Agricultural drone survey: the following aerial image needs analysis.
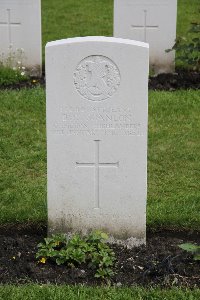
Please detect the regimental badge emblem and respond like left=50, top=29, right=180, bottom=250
left=74, top=55, right=121, bottom=101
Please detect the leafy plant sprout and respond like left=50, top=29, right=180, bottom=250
left=178, top=243, right=200, bottom=261
left=36, top=230, right=116, bottom=279
left=166, top=22, right=200, bottom=71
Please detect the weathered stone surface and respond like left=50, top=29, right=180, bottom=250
left=46, top=37, right=148, bottom=245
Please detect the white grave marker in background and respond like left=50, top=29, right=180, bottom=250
left=46, top=37, right=148, bottom=245
left=0, top=0, right=42, bottom=76
left=114, top=0, right=177, bottom=73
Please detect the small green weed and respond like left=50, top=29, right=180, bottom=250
left=0, top=45, right=29, bottom=86
left=36, top=231, right=115, bottom=279
left=0, top=66, right=28, bottom=86
left=179, top=243, right=200, bottom=261
left=166, top=22, right=200, bottom=71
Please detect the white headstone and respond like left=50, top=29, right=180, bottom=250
left=46, top=37, right=148, bottom=245
left=114, top=0, right=177, bottom=74
left=0, top=0, right=42, bottom=76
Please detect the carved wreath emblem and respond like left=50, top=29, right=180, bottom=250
left=74, top=55, right=121, bottom=101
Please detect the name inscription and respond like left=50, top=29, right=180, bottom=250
left=52, top=106, right=143, bottom=136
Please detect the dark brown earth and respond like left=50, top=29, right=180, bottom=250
left=0, top=223, right=199, bottom=287
left=0, top=69, right=200, bottom=91
left=148, top=70, right=200, bottom=90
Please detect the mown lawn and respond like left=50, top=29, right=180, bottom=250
left=0, top=88, right=199, bottom=229
left=0, top=88, right=46, bottom=223
left=148, top=90, right=200, bottom=229
left=0, top=285, right=200, bottom=300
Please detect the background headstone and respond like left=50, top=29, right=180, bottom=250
left=0, top=0, right=42, bottom=76
left=114, top=0, right=177, bottom=74
left=46, top=37, right=148, bottom=245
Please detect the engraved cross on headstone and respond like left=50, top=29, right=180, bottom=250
left=76, top=140, right=119, bottom=209
left=0, top=9, right=21, bottom=45
left=131, top=10, right=158, bottom=42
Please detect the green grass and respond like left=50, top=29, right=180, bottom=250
left=0, top=88, right=200, bottom=229
left=148, top=90, right=200, bottom=229
left=0, top=88, right=46, bottom=223
left=177, top=0, right=200, bottom=37
left=0, top=285, right=200, bottom=300
left=42, top=0, right=113, bottom=50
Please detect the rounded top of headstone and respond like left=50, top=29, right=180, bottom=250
left=46, top=36, right=149, bottom=49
